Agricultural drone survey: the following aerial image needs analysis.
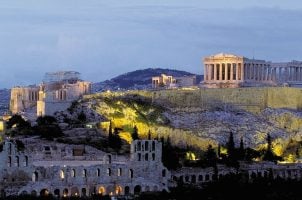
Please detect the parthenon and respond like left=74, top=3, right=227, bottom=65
left=203, top=53, right=302, bottom=88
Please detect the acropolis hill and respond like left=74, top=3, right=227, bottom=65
left=82, top=86, right=302, bottom=158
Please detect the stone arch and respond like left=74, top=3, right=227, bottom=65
left=54, top=189, right=60, bottom=197
left=205, top=174, right=210, bottom=181
left=124, top=186, right=130, bottom=195
left=63, top=188, right=69, bottom=197
left=98, top=186, right=106, bottom=195
left=145, top=186, right=150, bottom=192
left=32, top=171, right=38, bottom=182
left=115, top=185, right=122, bottom=195
left=40, top=189, right=49, bottom=196
left=153, top=186, right=158, bottom=192
left=71, top=186, right=80, bottom=196
left=134, top=185, right=141, bottom=195
left=185, top=175, right=189, bottom=182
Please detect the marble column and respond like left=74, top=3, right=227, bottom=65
left=219, top=63, right=223, bottom=80
left=214, top=64, right=217, bottom=81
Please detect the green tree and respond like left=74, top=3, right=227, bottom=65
left=34, top=116, right=63, bottom=140
left=6, top=114, right=31, bottom=129
left=131, top=125, right=139, bottom=140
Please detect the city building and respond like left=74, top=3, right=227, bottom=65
left=0, top=139, right=169, bottom=197
left=152, top=74, right=196, bottom=88
left=9, top=71, right=91, bottom=117
left=203, top=53, right=302, bottom=88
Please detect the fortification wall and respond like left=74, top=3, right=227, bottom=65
left=148, top=87, right=302, bottom=113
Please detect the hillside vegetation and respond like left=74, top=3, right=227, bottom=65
left=83, top=89, right=302, bottom=162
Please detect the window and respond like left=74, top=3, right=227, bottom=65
left=138, top=153, right=141, bottom=161
left=97, top=169, right=100, bottom=177
left=15, top=156, right=19, bottom=167
left=145, top=141, right=149, bottom=151
left=129, top=169, right=133, bottom=179
left=83, top=169, right=87, bottom=177
left=145, top=153, right=148, bottom=161
left=118, top=168, right=122, bottom=176
left=24, top=156, right=28, bottom=167
left=8, top=156, right=11, bottom=167
left=107, top=168, right=111, bottom=176
left=137, top=142, right=141, bottom=151
left=152, top=141, right=155, bottom=151
left=60, top=170, right=65, bottom=179
left=71, top=169, right=76, bottom=177
left=152, top=153, right=155, bottom=161
left=162, top=169, right=166, bottom=177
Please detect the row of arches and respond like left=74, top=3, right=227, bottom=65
left=32, top=168, right=134, bottom=182
left=21, top=184, right=159, bottom=197
left=7, top=155, right=28, bottom=167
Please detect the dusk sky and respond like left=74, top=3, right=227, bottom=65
left=0, top=0, right=302, bottom=88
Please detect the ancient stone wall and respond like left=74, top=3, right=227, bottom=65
left=98, top=87, right=302, bottom=114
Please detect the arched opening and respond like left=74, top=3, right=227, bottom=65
left=82, top=169, right=87, bottom=177
left=153, top=186, right=158, bottom=192
left=145, top=186, right=150, bottom=192
left=21, top=191, right=28, bottom=196
left=60, top=169, right=65, bottom=179
left=98, top=186, right=106, bottom=195
left=118, top=168, right=122, bottom=176
left=145, top=153, right=148, bottom=161
left=71, top=169, right=76, bottom=177
left=205, top=174, right=210, bottom=181
left=129, top=169, right=133, bottom=178
left=162, top=169, right=166, bottom=177
left=71, top=187, right=79, bottom=197
left=185, top=176, right=189, bottom=182
left=137, top=142, right=141, bottom=151
left=54, top=189, right=60, bottom=197
left=15, top=156, right=19, bottom=167
left=152, top=141, right=155, bottom=151
left=81, top=188, right=87, bottom=197
left=107, top=154, right=112, bottom=164
left=124, top=186, right=130, bottom=195
left=107, top=168, right=111, bottom=176
left=40, top=189, right=49, bottom=197
left=145, top=141, right=149, bottom=151
left=134, top=185, right=141, bottom=195
left=115, top=185, right=122, bottom=195
left=97, top=168, right=100, bottom=177
left=107, top=185, right=115, bottom=196
left=191, top=175, right=196, bottom=183
left=198, top=175, right=203, bottom=182
left=24, top=156, right=28, bottom=167
left=32, top=171, right=38, bottom=182
left=63, top=188, right=68, bottom=197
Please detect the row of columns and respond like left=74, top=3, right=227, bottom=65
left=205, top=63, right=302, bottom=83
left=204, top=63, right=244, bottom=82
left=243, top=63, right=273, bottom=82
left=273, top=66, right=302, bottom=82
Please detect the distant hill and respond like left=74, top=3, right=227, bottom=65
left=0, top=89, right=10, bottom=115
left=93, top=68, right=203, bottom=92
